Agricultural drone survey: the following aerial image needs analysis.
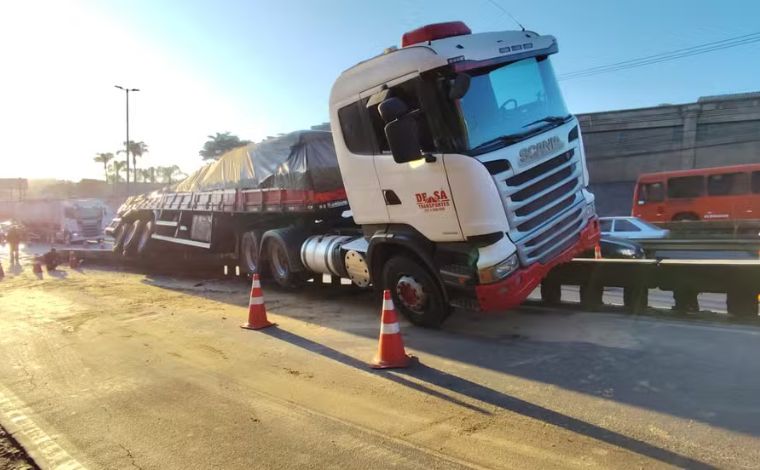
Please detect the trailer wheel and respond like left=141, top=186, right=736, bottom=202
left=382, top=256, right=449, bottom=328
left=122, top=220, right=145, bottom=256
left=266, top=237, right=304, bottom=288
left=135, top=220, right=154, bottom=256
left=112, top=223, right=129, bottom=253
left=239, top=231, right=261, bottom=275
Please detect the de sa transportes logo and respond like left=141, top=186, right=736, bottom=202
left=415, top=190, right=450, bottom=212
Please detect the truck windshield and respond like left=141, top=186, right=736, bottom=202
left=75, top=207, right=104, bottom=219
left=458, top=56, right=569, bottom=153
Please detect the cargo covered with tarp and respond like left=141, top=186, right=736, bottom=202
left=173, top=130, right=343, bottom=193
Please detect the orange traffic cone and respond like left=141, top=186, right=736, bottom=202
left=594, top=244, right=603, bottom=259
left=240, top=273, right=274, bottom=330
left=371, top=290, right=411, bottom=369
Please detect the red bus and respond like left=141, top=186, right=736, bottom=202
left=632, top=163, right=760, bottom=222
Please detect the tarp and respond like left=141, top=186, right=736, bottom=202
left=174, top=130, right=343, bottom=193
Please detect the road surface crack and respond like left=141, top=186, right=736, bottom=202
left=119, top=444, right=144, bottom=470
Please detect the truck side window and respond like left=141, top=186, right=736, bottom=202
left=707, top=172, right=749, bottom=196
left=667, top=176, right=704, bottom=198
left=338, top=99, right=375, bottom=155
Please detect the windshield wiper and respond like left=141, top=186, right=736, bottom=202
left=522, top=115, right=571, bottom=128
left=469, top=134, right=525, bottom=154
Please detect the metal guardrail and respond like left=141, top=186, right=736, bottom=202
left=637, top=238, right=760, bottom=257
left=543, top=258, right=760, bottom=317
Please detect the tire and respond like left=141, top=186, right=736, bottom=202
left=266, top=237, right=305, bottom=288
left=239, top=231, right=261, bottom=275
left=135, top=220, right=154, bottom=256
left=112, top=223, right=129, bottom=253
left=122, top=220, right=145, bottom=256
left=381, top=255, right=449, bottom=328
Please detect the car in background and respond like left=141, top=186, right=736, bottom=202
left=599, top=216, right=670, bottom=240
left=579, top=235, right=646, bottom=259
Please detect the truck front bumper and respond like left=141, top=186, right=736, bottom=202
left=475, top=217, right=600, bottom=312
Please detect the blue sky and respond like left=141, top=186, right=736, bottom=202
left=1, top=0, right=759, bottom=179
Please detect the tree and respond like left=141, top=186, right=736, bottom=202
left=93, top=152, right=114, bottom=182
left=158, top=165, right=185, bottom=184
left=199, top=132, right=250, bottom=161
left=118, top=141, right=148, bottom=182
left=109, top=160, right=127, bottom=183
left=141, top=167, right=157, bottom=184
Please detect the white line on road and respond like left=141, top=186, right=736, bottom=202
left=0, top=383, right=86, bottom=470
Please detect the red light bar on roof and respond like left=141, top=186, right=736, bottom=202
left=401, top=21, right=471, bottom=47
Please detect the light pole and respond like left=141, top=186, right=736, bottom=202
left=114, top=85, right=139, bottom=194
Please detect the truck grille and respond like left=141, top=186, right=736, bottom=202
left=500, top=148, right=585, bottom=265
left=80, top=222, right=101, bottom=237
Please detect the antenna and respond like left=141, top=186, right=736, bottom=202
left=485, top=0, right=526, bottom=31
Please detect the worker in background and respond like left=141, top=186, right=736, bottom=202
left=42, top=248, right=61, bottom=271
left=6, top=224, right=21, bottom=265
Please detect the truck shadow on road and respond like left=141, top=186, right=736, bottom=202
left=145, top=275, right=760, bottom=443
left=262, top=327, right=712, bottom=469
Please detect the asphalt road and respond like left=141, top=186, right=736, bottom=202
left=1, top=254, right=760, bottom=469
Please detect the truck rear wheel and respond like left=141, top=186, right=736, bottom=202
left=239, top=231, right=261, bottom=275
left=381, top=256, right=449, bottom=328
left=135, top=220, right=154, bottom=256
left=266, top=237, right=305, bottom=288
left=122, top=220, right=145, bottom=256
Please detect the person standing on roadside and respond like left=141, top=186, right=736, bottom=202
left=6, top=224, right=21, bottom=265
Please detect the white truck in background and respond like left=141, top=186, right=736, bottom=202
left=0, top=198, right=108, bottom=244
left=107, top=21, right=600, bottom=327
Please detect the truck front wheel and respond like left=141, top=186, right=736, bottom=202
left=381, top=256, right=449, bottom=328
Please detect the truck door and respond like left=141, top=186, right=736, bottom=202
left=361, top=80, right=463, bottom=242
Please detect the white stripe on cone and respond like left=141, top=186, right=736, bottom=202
left=252, top=278, right=261, bottom=288
left=384, top=297, right=395, bottom=310
left=249, top=296, right=264, bottom=305
left=380, top=322, right=400, bottom=335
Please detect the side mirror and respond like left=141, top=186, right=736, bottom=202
left=378, top=97, right=422, bottom=163
left=449, top=73, right=471, bottom=100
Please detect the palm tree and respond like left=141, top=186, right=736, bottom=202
left=93, top=152, right=114, bottom=182
left=158, top=165, right=185, bottom=184
left=110, top=160, right=127, bottom=183
left=118, top=141, right=148, bottom=183
left=138, top=168, right=155, bottom=183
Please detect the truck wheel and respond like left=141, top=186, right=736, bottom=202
left=112, top=223, right=129, bottom=253
left=135, top=220, right=154, bottom=256
left=122, top=220, right=145, bottom=256
left=239, top=231, right=261, bottom=275
left=266, top=237, right=304, bottom=288
left=381, top=256, right=449, bottom=328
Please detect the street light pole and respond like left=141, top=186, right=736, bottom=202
left=114, top=85, right=139, bottom=194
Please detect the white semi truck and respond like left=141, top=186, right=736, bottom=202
left=106, top=21, right=600, bottom=326
left=0, top=198, right=107, bottom=244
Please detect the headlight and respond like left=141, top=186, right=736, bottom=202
left=478, top=254, right=519, bottom=284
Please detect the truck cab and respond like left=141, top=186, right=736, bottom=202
left=329, top=22, right=599, bottom=321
